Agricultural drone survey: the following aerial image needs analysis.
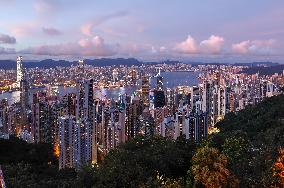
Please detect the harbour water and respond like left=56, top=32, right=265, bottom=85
left=0, top=71, right=200, bottom=105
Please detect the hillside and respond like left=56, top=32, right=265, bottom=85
left=213, top=94, right=284, bottom=187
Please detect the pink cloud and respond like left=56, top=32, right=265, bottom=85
left=174, top=35, right=198, bottom=54
left=174, top=35, right=224, bottom=54
left=232, top=39, right=275, bottom=55
left=21, top=36, right=118, bottom=57
left=231, top=40, right=250, bottom=54
left=200, top=35, right=224, bottom=54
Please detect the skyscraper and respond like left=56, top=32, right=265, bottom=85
left=154, top=70, right=166, bottom=108
left=156, top=69, right=163, bottom=91
left=141, top=75, right=150, bottom=106
left=32, top=92, right=49, bottom=143
left=72, top=79, right=97, bottom=167
left=76, top=79, right=94, bottom=121
left=16, top=56, right=23, bottom=88
left=59, top=115, right=76, bottom=169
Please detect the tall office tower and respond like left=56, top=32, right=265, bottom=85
left=161, top=116, right=175, bottom=138
left=141, top=107, right=155, bottom=139
left=0, top=99, right=9, bottom=133
left=217, top=85, right=227, bottom=118
left=130, top=69, right=137, bottom=85
left=200, top=81, right=214, bottom=126
left=117, top=95, right=126, bottom=143
left=112, top=69, right=119, bottom=83
left=78, top=60, right=85, bottom=78
left=16, top=56, right=23, bottom=88
left=153, top=107, right=166, bottom=135
left=149, top=90, right=155, bottom=110
left=126, top=96, right=143, bottom=139
left=76, top=79, right=94, bottom=121
left=7, top=105, right=16, bottom=135
left=229, top=91, right=236, bottom=112
left=165, top=88, right=175, bottom=114
left=154, top=90, right=166, bottom=108
left=190, top=86, right=200, bottom=113
left=20, top=78, right=29, bottom=109
left=20, top=78, right=29, bottom=125
left=59, top=115, right=76, bottom=169
left=100, top=105, right=110, bottom=151
left=32, top=92, right=50, bottom=143
left=173, top=110, right=185, bottom=140
left=141, top=75, right=150, bottom=106
left=156, top=69, right=163, bottom=90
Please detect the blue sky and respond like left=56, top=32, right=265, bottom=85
left=0, top=0, right=284, bottom=62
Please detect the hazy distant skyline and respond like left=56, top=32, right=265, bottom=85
left=0, top=0, right=284, bottom=62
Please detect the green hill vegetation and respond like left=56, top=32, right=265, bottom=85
left=1, top=95, right=284, bottom=187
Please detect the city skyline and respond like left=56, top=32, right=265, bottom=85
left=0, top=0, right=284, bottom=62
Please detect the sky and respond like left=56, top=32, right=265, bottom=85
left=0, top=0, right=284, bottom=62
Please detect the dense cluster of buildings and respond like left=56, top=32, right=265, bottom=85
left=0, top=56, right=283, bottom=169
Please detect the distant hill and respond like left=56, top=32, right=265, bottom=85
left=234, top=61, right=279, bottom=67
left=241, top=64, right=284, bottom=75
left=0, top=58, right=187, bottom=69
left=83, top=58, right=143, bottom=67
left=0, top=58, right=153, bottom=69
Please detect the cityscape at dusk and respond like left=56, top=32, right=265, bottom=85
left=0, top=1, right=284, bottom=188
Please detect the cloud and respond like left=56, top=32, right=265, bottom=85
left=0, top=33, right=16, bottom=44
left=174, top=35, right=198, bottom=54
left=42, top=27, right=62, bottom=36
left=232, top=39, right=275, bottom=55
left=81, top=11, right=129, bottom=36
left=78, top=36, right=118, bottom=56
left=21, top=36, right=118, bottom=57
left=0, top=46, right=15, bottom=54
left=175, top=35, right=224, bottom=54
left=159, top=46, right=167, bottom=52
left=200, top=35, right=224, bottom=54
left=232, top=40, right=250, bottom=54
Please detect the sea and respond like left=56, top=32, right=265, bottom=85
left=0, top=71, right=200, bottom=106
